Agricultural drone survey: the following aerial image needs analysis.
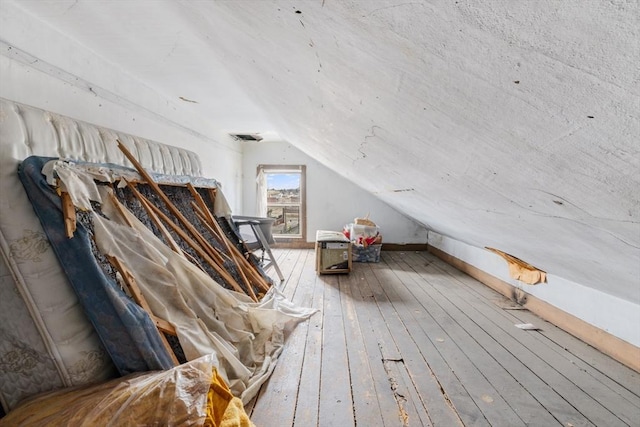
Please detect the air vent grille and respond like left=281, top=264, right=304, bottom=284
left=230, top=133, right=263, bottom=142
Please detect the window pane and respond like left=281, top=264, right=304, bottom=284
left=268, top=205, right=300, bottom=235
left=267, top=176, right=300, bottom=203
left=265, top=171, right=302, bottom=236
left=267, top=206, right=283, bottom=224
left=266, top=173, right=300, bottom=191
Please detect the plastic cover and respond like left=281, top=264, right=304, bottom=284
left=0, top=355, right=253, bottom=426
left=46, top=160, right=316, bottom=404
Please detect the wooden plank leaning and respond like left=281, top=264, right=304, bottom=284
left=60, top=191, right=77, bottom=238
left=106, top=190, right=136, bottom=228
left=122, top=182, right=182, bottom=254
left=131, top=189, right=249, bottom=297
left=205, top=187, right=274, bottom=291
left=108, top=186, right=206, bottom=272
left=190, top=201, right=259, bottom=301
left=188, top=186, right=270, bottom=293
left=117, top=141, right=226, bottom=264
left=106, top=254, right=179, bottom=366
left=115, top=139, right=251, bottom=299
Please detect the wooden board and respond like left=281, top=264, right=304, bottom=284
left=317, top=273, right=355, bottom=425
left=404, top=252, right=636, bottom=426
left=247, top=250, right=309, bottom=423
left=248, top=249, right=640, bottom=427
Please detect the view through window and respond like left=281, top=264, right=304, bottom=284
left=258, top=165, right=305, bottom=239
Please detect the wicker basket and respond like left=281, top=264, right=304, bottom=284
left=352, top=244, right=382, bottom=263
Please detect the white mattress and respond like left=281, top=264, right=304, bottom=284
left=0, top=98, right=203, bottom=411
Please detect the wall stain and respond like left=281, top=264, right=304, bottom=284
left=179, top=96, right=198, bottom=104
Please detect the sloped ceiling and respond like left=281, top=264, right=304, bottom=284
left=4, top=1, right=639, bottom=303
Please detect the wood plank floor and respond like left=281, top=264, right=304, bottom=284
left=249, top=249, right=640, bottom=426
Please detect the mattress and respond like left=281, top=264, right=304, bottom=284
left=22, top=157, right=315, bottom=404
left=0, top=98, right=203, bottom=411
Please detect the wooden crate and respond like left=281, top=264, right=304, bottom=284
left=315, top=230, right=352, bottom=274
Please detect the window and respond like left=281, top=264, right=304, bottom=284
left=257, top=165, right=306, bottom=240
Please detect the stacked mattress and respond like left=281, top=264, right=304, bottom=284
left=0, top=98, right=203, bottom=412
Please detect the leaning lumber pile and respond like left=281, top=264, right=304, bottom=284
left=53, top=141, right=273, bottom=366
left=116, top=140, right=271, bottom=302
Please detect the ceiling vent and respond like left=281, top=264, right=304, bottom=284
left=230, top=133, right=263, bottom=142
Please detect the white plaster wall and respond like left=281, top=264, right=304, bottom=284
left=428, top=232, right=640, bottom=348
left=0, top=1, right=243, bottom=210
left=241, top=140, right=428, bottom=244
left=200, top=1, right=640, bottom=306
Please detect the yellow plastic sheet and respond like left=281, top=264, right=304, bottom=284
left=0, top=355, right=254, bottom=426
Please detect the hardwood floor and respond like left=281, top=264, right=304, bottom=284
left=249, top=249, right=640, bottom=426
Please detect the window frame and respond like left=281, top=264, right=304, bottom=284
left=257, top=164, right=307, bottom=242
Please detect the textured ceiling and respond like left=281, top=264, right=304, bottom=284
left=6, top=0, right=640, bottom=302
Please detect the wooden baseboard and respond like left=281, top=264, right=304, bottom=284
left=381, top=243, right=429, bottom=251
left=272, top=242, right=430, bottom=250
left=428, top=245, right=640, bottom=373
left=271, top=241, right=315, bottom=249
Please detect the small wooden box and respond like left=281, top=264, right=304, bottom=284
left=315, top=230, right=352, bottom=274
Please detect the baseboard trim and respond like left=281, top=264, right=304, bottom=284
left=428, top=245, right=640, bottom=373
left=381, top=243, right=429, bottom=251
left=271, top=241, right=315, bottom=249
left=272, top=242, right=430, bottom=251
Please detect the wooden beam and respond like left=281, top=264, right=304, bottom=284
left=116, top=140, right=225, bottom=267
left=188, top=184, right=270, bottom=293
left=190, top=204, right=233, bottom=263
left=207, top=187, right=217, bottom=213
left=116, top=140, right=255, bottom=297
left=60, top=191, right=76, bottom=238
left=191, top=199, right=270, bottom=293
left=107, top=190, right=135, bottom=228
left=131, top=190, right=248, bottom=297
left=153, top=316, right=177, bottom=336
left=125, top=182, right=182, bottom=255
left=187, top=185, right=263, bottom=290
left=106, top=254, right=179, bottom=366
left=111, top=184, right=206, bottom=272
left=192, top=208, right=259, bottom=300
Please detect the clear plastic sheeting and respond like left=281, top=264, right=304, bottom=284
left=46, top=160, right=316, bottom=404
left=0, top=355, right=250, bottom=427
left=94, top=192, right=316, bottom=403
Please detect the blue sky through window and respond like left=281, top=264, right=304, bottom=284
left=267, top=173, right=300, bottom=190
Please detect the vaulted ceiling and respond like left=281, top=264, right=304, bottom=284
left=3, top=1, right=639, bottom=303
